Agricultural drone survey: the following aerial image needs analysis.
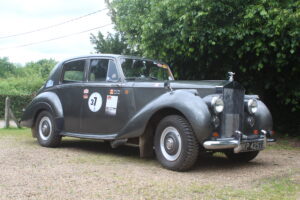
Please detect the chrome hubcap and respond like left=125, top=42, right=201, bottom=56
left=39, top=116, right=52, bottom=140
left=166, top=138, right=174, bottom=150
left=160, top=126, right=182, bottom=161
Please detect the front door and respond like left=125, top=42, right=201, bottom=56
left=80, top=58, right=132, bottom=134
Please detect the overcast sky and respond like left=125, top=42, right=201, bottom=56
left=0, top=0, right=114, bottom=65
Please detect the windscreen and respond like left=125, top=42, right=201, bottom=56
left=120, top=58, right=174, bottom=81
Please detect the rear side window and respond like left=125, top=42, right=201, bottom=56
left=62, top=60, right=85, bottom=83
left=89, top=59, right=118, bottom=82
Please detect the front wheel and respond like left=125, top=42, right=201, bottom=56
left=225, top=151, right=259, bottom=162
left=154, top=115, right=199, bottom=171
left=35, top=111, right=61, bottom=147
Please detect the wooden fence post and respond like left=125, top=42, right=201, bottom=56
left=4, top=97, right=10, bottom=128
left=4, top=96, right=21, bottom=128
left=9, top=107, right=21, bottom=128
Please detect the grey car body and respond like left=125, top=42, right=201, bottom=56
left=21, top=54, right=275, bottom=171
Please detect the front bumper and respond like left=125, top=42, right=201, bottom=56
left=203, top=130, right=276, bottom=153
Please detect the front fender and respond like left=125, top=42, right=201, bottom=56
left=20, top=92, right=63, bottom=129
left=254, top=100, right=273, bottom=131
left=117, top=90, right=212, bottom=143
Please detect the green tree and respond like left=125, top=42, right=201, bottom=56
left=108, top=0, right=300, bottom=134
left=90, top=31, right=139, bottom=55
left=24, top=59, right=57, bottom=79
left=0, top=57, right=16, bottom=78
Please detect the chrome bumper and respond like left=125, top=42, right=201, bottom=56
left=203, top=130, right=275, bottom=153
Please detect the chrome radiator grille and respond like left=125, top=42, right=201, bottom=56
left=220, top=86, right=245, bottom=137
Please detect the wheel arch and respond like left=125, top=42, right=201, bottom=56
left=21, top=91, right=64, bottom=134
left=146, top=107, right=186, bottom=135
left=138, top=107, right=186, bottom=158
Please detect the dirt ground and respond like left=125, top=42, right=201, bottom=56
left=0, top=131, right=300, bottom=200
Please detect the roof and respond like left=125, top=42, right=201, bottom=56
left=60, top=54, right=168, bottom=65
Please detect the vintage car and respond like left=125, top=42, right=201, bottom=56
left=21, top=54, right=275, bottom=171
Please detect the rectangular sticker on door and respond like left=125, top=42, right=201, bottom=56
left=105, top=95, right=118, bottom=116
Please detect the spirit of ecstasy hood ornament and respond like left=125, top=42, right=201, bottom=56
left=228, top=72, right=235, bottom=82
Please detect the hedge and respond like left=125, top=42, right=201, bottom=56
left=0, top=95, right=33, bottom=120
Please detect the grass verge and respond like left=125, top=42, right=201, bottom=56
left=188, top=171, right=300, bottom=200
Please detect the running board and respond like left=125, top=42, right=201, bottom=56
left=60, top=131, right=117, bottom=140
left=110, top=139, right=128, bottom=148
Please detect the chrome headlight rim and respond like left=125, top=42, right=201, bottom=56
left=211, top=96, right=224, bottom=114
left=247, top=99, right=258, bottom=114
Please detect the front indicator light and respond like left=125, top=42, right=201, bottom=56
left=271, top=130, right=275, bottom=136
left=212, top=132, right=219, bottom=138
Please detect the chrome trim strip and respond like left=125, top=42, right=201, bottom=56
left=60, top=131, right=117, bottom=140
left=203, top=140, right=238, bottom=149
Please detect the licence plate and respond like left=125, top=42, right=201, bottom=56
left=240, top=141, right=264, bottom=152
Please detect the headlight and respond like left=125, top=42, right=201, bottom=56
left=247, top=99, right=258, bottom=114
left=211, top=96, right=224, bottom=114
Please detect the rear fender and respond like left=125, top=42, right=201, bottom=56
left=21, top=92, right=64, bottom=131
left=117, top=89, right=212, bottom=143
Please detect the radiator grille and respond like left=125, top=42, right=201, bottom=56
left=220, top=85, right=245, bottom=137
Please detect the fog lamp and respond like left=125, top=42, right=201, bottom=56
left=211, top=115, right=220, bottom=128
left=247, top=116, right=255, bottom=127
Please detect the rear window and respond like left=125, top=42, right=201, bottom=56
left=62, top=60, right=85, bottom=82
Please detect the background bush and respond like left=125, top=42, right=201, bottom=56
left=0, top=58, right=57, bottom=119
left=0, top=95, right=33, bottom=119
left=104, top=0, right=300, bottom=135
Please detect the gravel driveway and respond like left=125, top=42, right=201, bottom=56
left=0, top=130, right=300, bottom=199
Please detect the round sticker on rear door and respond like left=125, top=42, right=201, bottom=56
left=88, top=92, right=102, bottom=112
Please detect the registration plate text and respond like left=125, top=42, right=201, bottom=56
left=240, top=141, right=264, bottom=152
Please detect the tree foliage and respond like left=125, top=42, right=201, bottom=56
left=108, top=0, right=300, bottom=134
left=90, top=31, right=139, bottom=55
left=0, top=57, right=17, bottom=78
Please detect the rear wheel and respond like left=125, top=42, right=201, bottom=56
left=154, top=115, right=199, bottom=171
left=35, top=111, right=61, bottom=147
left=225, top=151, right=259, bottom=162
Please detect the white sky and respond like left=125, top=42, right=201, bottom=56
left=0, top=0, right=114, bottom=65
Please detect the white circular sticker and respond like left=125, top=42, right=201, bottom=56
left=88, top=92, right=102, bottom=112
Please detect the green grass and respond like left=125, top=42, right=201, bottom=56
left=266, top=137, right=300, bottom=151
left=187, top=172, right=300, bottom=200
left=0, top=127, right=31, bottom=137
left=128, top=172, right=300, bottom=200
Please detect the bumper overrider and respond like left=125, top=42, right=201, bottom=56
left=203, top=130, right=276, bottom=153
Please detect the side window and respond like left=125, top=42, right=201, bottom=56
left=89, top=59, right=119, bottom=82
left=107, top=60, right=118, bottom=81
left=62, top=60, right=85, bottom=83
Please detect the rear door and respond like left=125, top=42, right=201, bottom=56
left=57, top=59, right=87, bottom=132
left=80, top=57, right=132, bottom=134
